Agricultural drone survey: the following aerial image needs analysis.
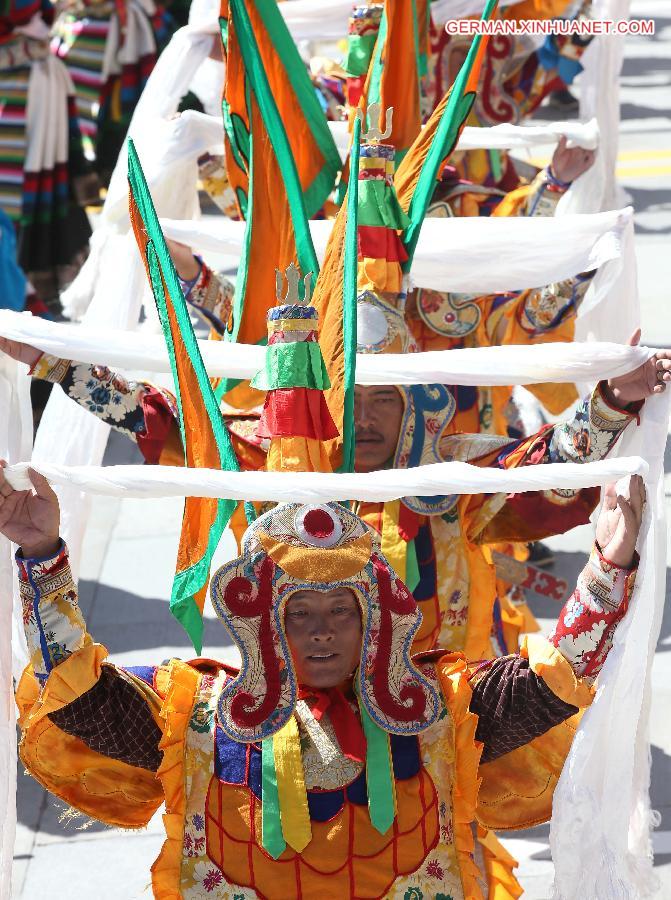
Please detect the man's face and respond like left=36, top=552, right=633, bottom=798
left=354, top=385, right=404, bottom=473
left=284, top=587, right=362, bottom=689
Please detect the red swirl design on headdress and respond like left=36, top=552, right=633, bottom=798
left=480, top=36, right=515, bottom=124
left=371, top=555, right=427, bottom=723
left=224, top=556, right=282, bottom=728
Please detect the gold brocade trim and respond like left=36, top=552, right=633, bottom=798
left=151, top=660, right=202, bottom=899
left=436, top=653, right=521, bottom=900
left=457, top=512, right=499, bottom=662
left=267, top=319, right=318, bottom=333
left=520, top=633, right=594, bottom=708
left=295, top=699, right=364, bottom=789
left=258, top=527, right=372, bottom=582
left=31, top=353, right=71, bottom=384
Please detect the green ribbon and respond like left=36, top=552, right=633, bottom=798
left=405, top=538, right=420, bottom=594
left=219, top=0, right=323, bottom=397
left=339, top=114, right=361, bottom=475
left=358, top=180, right=411, bottom=230
left=250, top=342, right=331, bottom=391
left=344, top=33, right=378, bottom=76
left=489, top=147, right=503, bottom=183
left=252, top=0, right=341, bottom=216
left=358, top=697, right=396, bottom=835
left=261, top=737, right=286, bottom=859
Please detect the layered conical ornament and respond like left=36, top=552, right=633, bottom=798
left=355, top=103, right=414, bottom=356
left=251, top=263, right=338, bottom=473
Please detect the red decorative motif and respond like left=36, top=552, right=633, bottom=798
left=371, top=556, right=427, bottom=723
left=426, top=859, right=445, bottom=880
left=480, top=36, right=515, bottom=124
left=549, top=554, right=633, bottom=681
left=303, top=507, right=335, bottom=540
left=224, top=556, right=282, bottom=728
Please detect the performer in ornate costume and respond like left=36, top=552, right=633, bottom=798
left=428, top=0, right=595, bottom=189
left=413, top=135, right=598, bottom=431
left=0, top=450, right=646, bottom=898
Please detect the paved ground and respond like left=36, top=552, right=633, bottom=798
left=11, top=3, right=671, bottom=897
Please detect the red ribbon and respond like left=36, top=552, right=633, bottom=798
left=298, top=685, right=367, bottom=763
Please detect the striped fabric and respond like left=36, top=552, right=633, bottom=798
left=51, top=14, right=110, bottom=159
left=0, top=66, right=28, bottom=221
left=51, top=3, right=158, bottom=174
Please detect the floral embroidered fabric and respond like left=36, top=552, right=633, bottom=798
left=550, top=545, right=636, bottom=681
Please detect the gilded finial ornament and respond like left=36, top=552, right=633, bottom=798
left=356, top=103, right=394, bottom=142
left=275, top=262, right=313, bottom=305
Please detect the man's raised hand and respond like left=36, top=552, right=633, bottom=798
left=0, top=461, right=60, bottom=558
left=595, top=475, right=646, bottom=569
left=604, top=329, right=671, bottom=408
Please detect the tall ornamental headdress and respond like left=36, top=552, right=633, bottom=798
left=211, top=498, right=441, bottom=858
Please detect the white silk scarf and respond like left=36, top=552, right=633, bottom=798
left=160, top=206, right=631, bottom=294
left=0, top=313, right=652, bottom=385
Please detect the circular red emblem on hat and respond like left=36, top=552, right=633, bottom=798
left=294, top=504, right=343, bottom=548
left=303, top=507, right=335, bottom=540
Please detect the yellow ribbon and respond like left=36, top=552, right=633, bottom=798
left=273, top=714, right=312, bottom=853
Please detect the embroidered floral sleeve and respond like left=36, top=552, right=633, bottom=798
left=29, top=264, right=233, bottom=455
left=178, top=260, right=234, bottom=337
left=543, top=382, right=640, bottom=466
left=518, top=166, right=572, bottom=218
left=17, top=541, right=88, bottom=682
left=30, top=350, right=266, bottom=471
left=514, top=270, right=595, bottom=336
left=30, top=354, right=177, bottom=464
left=471, top=384, right=640, bottom=543
left=550, top=544, right=636, bottom=682
left=494, top=382, right=639, bottom=473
